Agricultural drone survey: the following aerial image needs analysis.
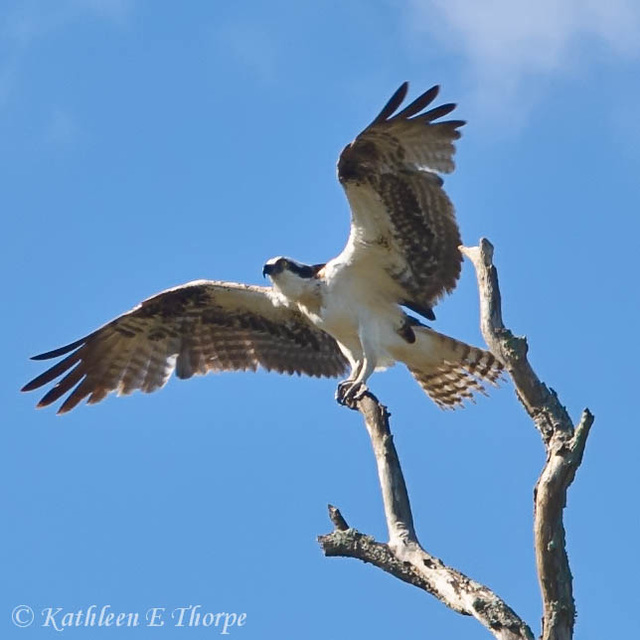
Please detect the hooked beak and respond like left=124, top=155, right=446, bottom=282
left=262, top=263, right=273, bottom=278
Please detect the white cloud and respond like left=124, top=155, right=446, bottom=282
left=406, top=0, right=640, bottom=115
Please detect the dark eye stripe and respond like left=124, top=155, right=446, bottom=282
left=285, top=261, right=326, bottom=279
left=288, top=263, right=314, bottom=278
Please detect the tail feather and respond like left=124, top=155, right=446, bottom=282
left=394, top=326, right=503, bottom=409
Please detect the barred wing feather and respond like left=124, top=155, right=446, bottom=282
left=22, top=281, right=348, bottom=414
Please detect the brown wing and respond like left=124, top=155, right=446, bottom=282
left=22, top=280, right=348, bottom=414
left=337, top=83, right=465, bottom=320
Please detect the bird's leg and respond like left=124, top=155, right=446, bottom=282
left=337, top=382, right=366, bottom=409
left=335, top=358, right=364, bottom=407
left=336, top=381, right=367, bottom=405
left=336, top=375, right=359, bottom=407
left=336, top=380, right=364, bottom=409
left=335, top=380, right=351, bottom=404
left=342, top=366, right=371, bottom=407
left=335, top=346, right=375, bottom=409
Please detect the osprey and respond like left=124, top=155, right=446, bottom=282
left=23, top=83, right=502, bottom=414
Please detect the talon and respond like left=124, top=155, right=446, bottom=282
left=351, top=383, right=367, bottom=402
left=335, top=380, right=350, bottom=405
left=336, top=381, right=367, bottom=409
left=335, top=380, right=352, bottom=405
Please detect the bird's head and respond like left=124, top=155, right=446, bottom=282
left=263, top=257, right=325, bottom=301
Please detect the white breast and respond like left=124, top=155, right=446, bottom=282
left=314, top=258, right=405, bottom=370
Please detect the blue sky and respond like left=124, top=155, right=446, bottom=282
left=3, top=1, right=640, bottom=638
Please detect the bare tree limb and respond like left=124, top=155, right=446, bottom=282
left=327, top=504, right=350, bottom=532
left=319, top=238, right=592, bottom=640
left=459, top=240, right=575, bottom=441
left=461, top=238, right=594, bottom=640
left=319, top=392, right=535, bottom=640
left=355, top=396, right=416, bottom=546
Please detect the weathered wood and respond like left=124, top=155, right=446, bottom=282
left=319, top=389, right=534, bottom=640
left=319, top=239, right=593, bottom=640
left=461, top=239, right=594, bottom=640
left=327, top=504, right=350, bottom=532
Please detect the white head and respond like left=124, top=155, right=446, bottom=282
left=262, top=257, right=324, bottom=302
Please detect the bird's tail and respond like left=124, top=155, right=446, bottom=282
left=390, top=326, right=503, bottom=409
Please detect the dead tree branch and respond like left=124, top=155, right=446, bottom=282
left=461, top=239, right=594, bottom=640
left=318, top=238, right=593, bottom=640
left=319, top=391, right=535, bottom=640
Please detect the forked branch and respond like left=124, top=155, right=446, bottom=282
left=319, top=391, right=534, bottom=640
left=461, top=239, right=593, bottom=640
left=319, top=239, right=593, bottom=640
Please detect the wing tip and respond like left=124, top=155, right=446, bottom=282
left=30, top=336, right=86, bottom=361
left=370, top=81, right=410, bottom=126
left=368, top=82, right=465, bottom=130
left=32, top=401, right=64, bottom=415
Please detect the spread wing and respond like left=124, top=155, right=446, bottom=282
left=22, top=280, right=348, bottom=414
left=336, top=83, right=465, bottom=320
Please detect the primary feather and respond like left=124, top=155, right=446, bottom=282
left=22, top=281, right=347, bottom=414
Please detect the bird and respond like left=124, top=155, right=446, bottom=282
left=22, top=82, right=502, bottom=415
